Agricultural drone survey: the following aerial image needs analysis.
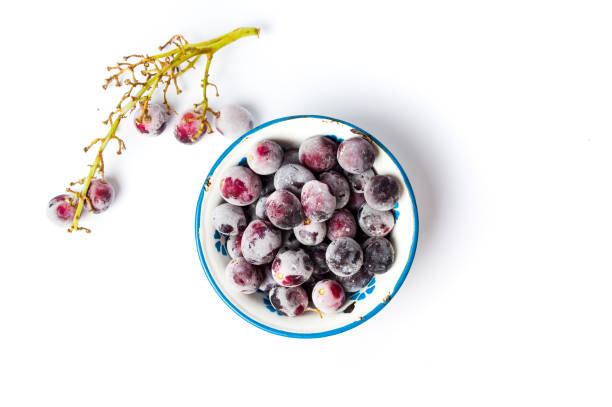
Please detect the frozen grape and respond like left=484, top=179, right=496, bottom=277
left=312, top=279, right=345, bottom=314
left=319, top=170, right=350, bottom=209
left=335, top=267, right=373, bottom=292
left=293, top=219, right=326, bottom=246
left=247, top=140, right=284, bottom=175
left=219, top=166, right=261, bottom=206
left=269, top=286, right=308, bottom=317
left=298, top=136, right=338, bottom=172
left=273, top=164, right=315, bottom=196
left=364, top=175, right=400, bottom=211
left=214, top=104, right=254, bottom=139
left=226, top=232, right=243, bottom=259
left=47, top=194, right=77, bottom=225
left=306, top=242, right=330, bottom=276
left=281, top=229, right=301, bottom=250
left=265, top=190, right=304, bottom=230
left=348, top=169, right=375, bottom=193
left=301, top=180, right=336, bottom=222
left=358, top=204, right=395, bottom=237
left=225, top=257, right=262, bottom=294
left=133, top=103, right=169, bottom=135
left=240, top=220, right=282, bottom=265
left=212, top=203, right=246, bottom=235
left=281, top=148, right=300, bottom=165
left=254, top=195, right=269, bottom=220
left=87, top=179, right=115, bottom=213
left=260, top=175, right=276, bottom=196
left=325, top=237, right=363, bottom=277
left=326, top=209, right=357, bottom=241
left=337, top=137, right=375, bottom=174
left=258, top=264, right=278, bottom=292
left=175, top=110, right=205, bottom=144
left=271, top=248, right=314, bottom=287
left=346, top=191, right=366, bottom=213
left=362, top=237, right=395, bottom=274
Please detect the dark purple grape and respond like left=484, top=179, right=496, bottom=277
left=281, top=229, right=301, bottom=250
left=271, top=248, right=314, bottom=287
left=260, top=175, right=276, bottom=196
left=47, top=194, right=77, bottom=225
left=269, top=286, right=308, bottom=317
left=240, top=220, right=282, bottom=265
left=281, top=148, right=300, bottom=165
left=87, top=179, right=115, bottom=213
left=358, top=204, right=395, bottom=237
left=327, top=209, right=357, bottom=240
left=337, top=137, right=375, bottom=174
left=325, top=237, right=363, bottom=277
left=265, top=190, right=304, bottom=230
left=212, top=203, right=247, bottom=235
left=293, top=219, right=326, bottom=246
left=306, top=242, right=330, bottom=276
left=273, top=164, right=315, bottom=196
left=254, top=195, right=268, bottom=220
left=312, top=279, right=345, bottom=314
left=298, top=136, right=338, bottom=172
left=226, top=232, right=243, bottom=259
left=319, top=170, right=350, bottom=209
left=364, top=175, right=400, bottom=211
left=348, top=169, right=375, bottom=193
left=258, top=264, right=278, bottom=292
left=335, top=267, right=373, bottom=292
left=219, top=166, right=262, bottom=206
left=247, top=139, right=284, bottom=175
left=225, top=257, right=263, bottom=294
left=346, top=191, right=366, bottom=213
left=300, top=180, right=336, bottom=222
left=362, top=237, right=395, bottom=274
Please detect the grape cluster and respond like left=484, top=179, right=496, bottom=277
left=213, top=136, right=399, bottom=317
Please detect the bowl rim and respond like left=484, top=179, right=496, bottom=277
left=194, top=115, right=419, bottom=338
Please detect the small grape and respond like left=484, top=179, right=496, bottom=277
left=300, top=180, right=336, bottom=222
left=240, top=220, right=282, bottom=265
left=346, top=191, right=366, bottom=213
left=312, top=279, right=345, bottom=314
left=47, top=194, right=77, bottom=225
left=212, top=203, right=246, bottom=235
left=306, top=242, right=330, bottom=276
left=273, top=164, right=315, bottom=196
left=269, top=286, right=308, bottom=317
left=293, top=219, right=326, bottom=246
left=87, top=179, right=115, bottom=213
left=265, top=190, right=304, bottom=230
left=319, top=170, right=350, bottom=209
left=298, top=136, right=338, bottom=172
left=335, top=267, right=373, bottom=292
left=357, top=204, right=395, bottom=237
left=348, top=169, right=375, bottom=193
left=219, top=166, right=261, bottom=206
left=326, top=209, right=357, bottom=241
left=226, top=232, right=243, bottom=259
left=254, top=195, right=269, bottom=220
left=258, top=264, right=278, bottom=292
left=214, top=104, right=254, bottom=139
left=225, top=257, right=262, bottom=294
left=133, top=103, right=169, bottom=136
left=337, top=137, right=375, bottom=174
left=260, top=175, right=276, bottom=196
left=362, top=237, right=395, bottom=274
left=364, top=175, right=400, bottom=211
left=271, top=248, right=314, bottom=287
left=281, top=229, right=301, bottom=250
left=175, top=110, right=205, bottom=144
left=325, top=237, right=363, bottom=277
left=281, top=148, right=300, bottom=165
left=247, top=140, right=284, bottom=175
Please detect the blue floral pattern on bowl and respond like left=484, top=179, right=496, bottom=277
left=262, top=294, right=284, bottom=316
left=348, top=277, right=376, bottom=301
left=324, top=134, right=344, bottom=144
left=213, top=230, right=227, bottom=256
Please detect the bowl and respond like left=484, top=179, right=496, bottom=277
left=195, top=115, right=418, bottom=338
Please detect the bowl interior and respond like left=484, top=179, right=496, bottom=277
left=195, top=115, right=418, bottom=338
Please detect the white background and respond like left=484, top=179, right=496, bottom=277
left=1, top=0, right=611, bottom=405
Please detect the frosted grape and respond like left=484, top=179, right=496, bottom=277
left=214, top=104, right=254, bottom=139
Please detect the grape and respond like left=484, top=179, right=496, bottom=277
left=225, top=257, right=262, bottom=294
left=212, top=203, right=246, bottom=236
left=357, top=204, right=395, bottom=237
left=175, top=110, right=205, bottom=144
left=335, top=267, right=373, bottom=292
left=319, top=170, right=350, bottom=209
left=300, top=180, right=336, bottom=222
left=87, top=179, right=115, bottom=213
left=260, top=175, right=276, bottom=196
left=214, top=104, right=254, bottom=139
left=133, top=103, right=169, bottom=135
left=298, top=136, right=338, bottom=172
left=348, top=169, right=375, bottom=193
left=312, top=279, right=345, bottom=314
left=346, top=191, right=366, bottom=213
left=265, top=190, right=304, bottom=230
left=281, top=148, right=300, bottom=165
left=281, top=229, right=301, bottom=250
left=326, top=209, right=357, bottom=241
left=240, top=220, right=282, bottom=265
left=293, top=219, right=326, bottom=246
left=364, top=175, right=400, bottom=211
left=325, top=237, right=363, bottom=277
left=47, top=194, right=77, bottom=225
left=226, top=232, right=243, bottom=259
left=271, top=248, right=314, bottom=287
left=254, top=195, right=269, bottom=220
left=258, top=264, right=278, bottom=292
left=362, top=237, right=395, bottom=274
left=269, top=286, right=308, bottom=317
left=337, top=137, right=375, bottom=174
left=273, top=164, right=315, bottom=196
left=219, top=166, right=261, bottom=206
left=247, top=140, right=284, bottom=175
left=306, top=242, right=330, bottom=276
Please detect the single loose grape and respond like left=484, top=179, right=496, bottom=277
left=306, top=242, right=330, bottom=276
left=325, top=237, right=363, bottom=277
left=273, top=164, right=315, bottom=196
left=87, top=179, right=115, bottom=213
left=281, top=148, right=300, bottom=165
left=319, top=170, right=350, bottom=209
left=175, top=110, right=205, bottom=144
left=364, top=175, right=400, bottom=211
left=258, top=264, right=278, bottom=292
left=214, top=104, right=254, bottom=139
left=247, top=140, right=284, bottom=175
left=269, top=286, right=308, bottom=317
left=346, top=191, right=366, bottom=213
left=300, top=180, right=336, bottom=222
left=225, top=257, right=262, bottom=294
left=335, top=267, right=373, bottom=292
left=219, top=166, right=261, bottom=206
left=337, top=137, right=375, bottom=174
left=240, top=220, right=282, bottom=265
left=312, top=279, right=345, bottom=314
left=298, top=136, right=338, bottom=172
left=133, top=103, right=169, bottom=135
left=226, top=232, right=243, bottom=259
left=358, top=204, right=395, bottom=237
left=265, top=190, right=304, bottom=230
left=212, top=203, right=247, bottom=236
left=326, top=209, right=357, bottom=241
left=362, top=237, right=395, bottom=274
left=293, top=219, right=326, bottom=246
left=271, top=248, right=314, bottom=287
left=348, top=169, right=375, bottom=193
left=47, top=194, right=77, bottom=225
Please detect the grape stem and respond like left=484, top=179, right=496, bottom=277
left=68, top=27, right=259, bottom=233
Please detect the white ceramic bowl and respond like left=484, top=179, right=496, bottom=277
left=195, top=115, right=418, bottom=338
